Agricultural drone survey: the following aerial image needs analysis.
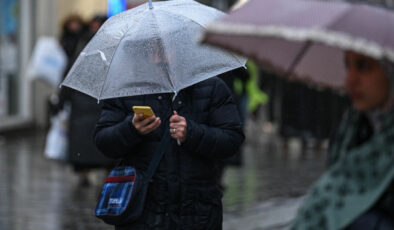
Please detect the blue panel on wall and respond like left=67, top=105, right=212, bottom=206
left=107, top=0, right=127, bottom=18
left=0, top=0, right=18, bottom=35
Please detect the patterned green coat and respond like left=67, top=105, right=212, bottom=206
left=291, top=108, right=394, bottom=230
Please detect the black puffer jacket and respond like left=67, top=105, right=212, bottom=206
left=94, top=77, right=245, bottom=230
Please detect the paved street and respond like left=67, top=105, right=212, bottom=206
left=0, top=117, right=327, bottom=230
left=223, top=197, right=304, bottom=230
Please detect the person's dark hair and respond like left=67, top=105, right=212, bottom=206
left=88, top=15, right=108, bottom=33
left=91, top=15, right=108, bottom=25
left=62, top=15, right=85, bottom=34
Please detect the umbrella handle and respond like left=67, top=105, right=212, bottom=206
left=148, top=0, right=153, bottom=9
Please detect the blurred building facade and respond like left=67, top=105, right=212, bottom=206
left=0, top=0, right=236, bottom=132
left=0, top=0, right=33, bottom=131
left=0, top=0, right=108, bottom=132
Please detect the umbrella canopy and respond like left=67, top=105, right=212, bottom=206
left=202, top=0, right=394, bottom=91
left=61, top=0, right=246, bottom=100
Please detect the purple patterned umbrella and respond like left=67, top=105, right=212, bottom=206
left=201, top=0, right=394, bottom=91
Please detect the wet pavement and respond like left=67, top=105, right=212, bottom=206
left=0, top=117, right=327, bottom=230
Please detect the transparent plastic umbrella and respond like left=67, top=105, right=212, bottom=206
left=61, top=0, right=246, bottom=100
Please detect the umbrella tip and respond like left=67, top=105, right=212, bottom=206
left=148, top=0, right=153, bottom=9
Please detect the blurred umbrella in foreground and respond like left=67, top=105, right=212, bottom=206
left=201, top=0, right=394, bottom=91
left=61, top=0, right=246, bottom=101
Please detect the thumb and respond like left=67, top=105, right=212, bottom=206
left=173, top=111, right=178, bottom=116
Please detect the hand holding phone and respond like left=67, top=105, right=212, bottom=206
left=132, top=106, right=160, bottom=135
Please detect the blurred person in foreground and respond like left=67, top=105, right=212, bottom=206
left=93, top=75, right=245, bottom=229
left=291, top=51, right=394, bottom=230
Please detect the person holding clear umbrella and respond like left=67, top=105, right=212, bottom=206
left=60, top=1, right=246, bottom=229
left=94, top=76, right=244, bottom=230
left=93, top=24, right=245, bottom=230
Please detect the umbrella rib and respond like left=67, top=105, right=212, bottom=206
left=158, top=9, right=247, bottom=66
left=325, top=4, right=352, bottom=30
left=217, top=45, right=247, bottom=67
left=159, top=7, right=215, bottom=29
left=150, top=11, right=177, bottom=93
left=96, top=18, right=145, bottom=101
left=284, top=41, right=311, bottom=78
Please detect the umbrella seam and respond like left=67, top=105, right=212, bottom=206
left=96, top=13, right=147, bottom=101
left=155, top=9, right=246, bottom=67
left=150, top=10, right=177, bottom=94
left=324, top=2, right=353, bottom=30
left=284, top=41, right=311, bottom=77
left=157, top=7, right=219, bottom=30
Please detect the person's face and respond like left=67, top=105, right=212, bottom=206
left=89, top=21, right=102, bottom=33
left=67, top=19, right=83, bottom=33
left=345, top=51, right=390, bottom=112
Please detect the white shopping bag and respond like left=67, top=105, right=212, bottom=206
left=44, top=105, right=70, bottom=161
left=28, top=37, right=68, bottom=87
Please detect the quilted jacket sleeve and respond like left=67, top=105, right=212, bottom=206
left=182, top=79, right=245, bottom=160
left=94, top=99, right=143, bottom=159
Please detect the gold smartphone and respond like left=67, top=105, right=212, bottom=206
left=132, top=106, right=155, bottom=118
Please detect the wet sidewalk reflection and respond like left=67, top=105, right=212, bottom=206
left=0, top=132, right=110, bottom=230
left=0, top=119, right=326, bottom=230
